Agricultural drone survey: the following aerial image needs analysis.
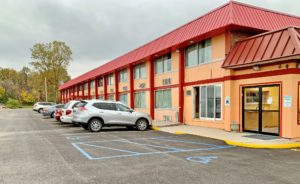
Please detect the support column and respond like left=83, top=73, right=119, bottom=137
left=88, top=81, right=91, bottom=99
left=60, top=91, right=63, bottom=103
left=129, top=65, right=134, bottom=109
left=103, top=76, right=107, bottom=100
left=149, top=59, right=155, bottom=119
left=178, top=49, right=185, bottom=123
left=81, top=83, right=84, bottom=99
left=95, top=78, right=98, bottom=99
left=68, top=88, right=71, bottom=101
left=114, top=70, right=119, bottom=101
left=77, top=84, right=80, bottom=99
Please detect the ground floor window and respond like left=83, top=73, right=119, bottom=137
left=155, top=89, right=172, bottom=108
left=194, top=84, right=221, bottom=120
left=119, top=93, right=128, bottom=105
left=108, top=94, right=114, bottom=101
left=134, top=92, right=146, bottom=108
left=98, top=95, right=104, bottom=100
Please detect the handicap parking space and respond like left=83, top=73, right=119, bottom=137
left=63, top=131, right=233, bottom=162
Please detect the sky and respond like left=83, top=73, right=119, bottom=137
left=0, top=0, right=299, bottom=79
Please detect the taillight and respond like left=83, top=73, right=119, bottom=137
left=78, top=107, right=87, bottom=111
left=66, top=109, right=72, bottom=115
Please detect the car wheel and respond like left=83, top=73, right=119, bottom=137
left=50, top=112, right=54, bottom=118
left=136, top=119, right=148, bottom=131
left=38, top=108, right=42, bottom=113
left=88, top=119, right=103, bottom=132
left=82, top=124, right=89, bottom=130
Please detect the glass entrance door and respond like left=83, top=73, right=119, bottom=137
left=243, top=85, right=280, bottom=135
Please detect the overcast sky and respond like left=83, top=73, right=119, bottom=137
left=0, top=0, right=299, bottom=78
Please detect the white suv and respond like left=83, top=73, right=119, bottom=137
left=33, top=102, right=55, bottom=113
left=72, top=100, right=152, bottom=132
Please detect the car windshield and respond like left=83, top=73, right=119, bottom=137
left=64, top=102, right=71, bottom=109
left=74, top=101, right=87, bottom=108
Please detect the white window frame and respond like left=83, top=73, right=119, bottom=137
left=155, top=53, right=172, bottom=75
left=185, top=38, right=212, bottom=68
left=107, top=74, right=114, bottom=85
left=134, top=64, right=146, bottom=79
left=155, top=89, right=172, bottom=109
left=119, top=69, right=128, bottom=83
left=195, top=83, right=222, bottom=121
left=134, top=92, right=146, bottom=108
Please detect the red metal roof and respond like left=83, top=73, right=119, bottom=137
left=60, top=1, right=300, bottom=90
left=222, top=26, right=300, bottom=68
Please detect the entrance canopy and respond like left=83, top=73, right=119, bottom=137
left=222, top=27, right=300, bottom=69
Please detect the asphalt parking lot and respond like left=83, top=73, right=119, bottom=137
left=0, top=109, right=299, bottom=184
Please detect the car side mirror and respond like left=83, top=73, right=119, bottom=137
left=128, top=109, right=134, bottom=113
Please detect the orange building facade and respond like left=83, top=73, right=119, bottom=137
left=59, top=2, right=300, bottom=139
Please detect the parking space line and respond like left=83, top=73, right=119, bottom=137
left=79, top=143, right=140, bottom=154
left=120, top=139, right=184, bottom=151
left=71, top=135, right=234, bottom=160
left=72, top=143, right=94, bottom=160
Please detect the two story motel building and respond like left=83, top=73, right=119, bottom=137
left=59, top=1, right=300, bottom=139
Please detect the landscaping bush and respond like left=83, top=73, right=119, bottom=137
left=5, top=98, right=21, bottom=109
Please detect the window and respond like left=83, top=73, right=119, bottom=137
left=155, top=89, right=172, bottom=108
left=108, top=94, right=114, bottom=101
left=119, top=93, right=128, bottom=105
left=90, top=80, right=94, bottom=89
left=119, top=69, right=128, bottom=83
left=117, top=104, right=131, bottom=112
left=134, top=92, right=146, bottom=108
left=98, top=95, right=104, bottom=100
left=98, top=78, right=103, bottom=87
left=106, top=74, right=114, bottom=85
left=84, top=83, right=88, bottom=90
left=93, top=103, right=117, bottom=111
left=155, top=54, right=171, bottom=74
left=134, top=64, right=146, bottom=79
left=195, top=84, right=221, bottom=119
left=185, top=38, right=212, bottom=67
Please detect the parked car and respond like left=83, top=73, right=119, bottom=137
left=60, top=100, right=80, bottom=123
left=42, top=104, right=64, bottom=118
left=33, top=102, right=56, bottom=113
left=55, top=108, right=63, bottom=121
left=72, top=100, right=152, bottom=132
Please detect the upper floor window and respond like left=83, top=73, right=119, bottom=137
left=185, top=38, right=212, bottom=67
left=107, top=74, right=114, bottom=85
left=155, top=53, right=171, bottom=74
left=90, top=80, right=94, bottom=89
left=119, top=69, right=128, bottom=83
left=98, top=78, right=103, bottom=87
left=134, top=63, right=146, bottom=79
left=84, top=83, right=88, bottom=90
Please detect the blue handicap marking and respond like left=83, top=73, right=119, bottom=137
left=186, top=156, right=218, bottom=165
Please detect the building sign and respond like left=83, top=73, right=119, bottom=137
left=283, top=95, right=292, bottom=107
left=225, top=96, right=230, bottom=106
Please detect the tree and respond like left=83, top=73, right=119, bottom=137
left=30, top=41, right=72, bottom=102
left=0, top=86, right=5, bottom=103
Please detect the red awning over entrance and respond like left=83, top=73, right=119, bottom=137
left=222, top=27, right=300, bottom=69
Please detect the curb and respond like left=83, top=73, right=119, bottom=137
left=151, top=127, right=161, bottom=131
left=225, top=140, right=300, bottom=149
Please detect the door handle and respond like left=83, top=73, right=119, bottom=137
left=99, top=111, right=104, bottom=113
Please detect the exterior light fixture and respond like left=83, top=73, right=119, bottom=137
left=252, top=65, right=260, bottom=71
left=175, top=49, right=180, bottom=53
left=189, top=40, right=194, bottom=44
left=297, top=63, right=300, bottom=68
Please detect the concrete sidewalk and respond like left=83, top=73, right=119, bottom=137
left=154, top=125, right=300, bottom=149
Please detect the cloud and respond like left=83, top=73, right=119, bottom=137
left=0, top=0, right=299, bottom=78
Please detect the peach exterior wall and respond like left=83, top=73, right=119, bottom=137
left=227, top=63, right=300, bottom=139
left=184, top=33, right=226, bottom=128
